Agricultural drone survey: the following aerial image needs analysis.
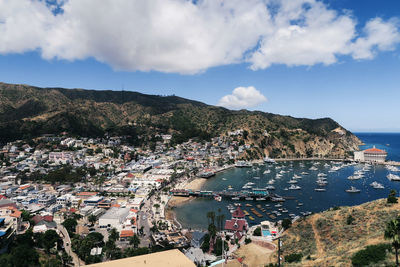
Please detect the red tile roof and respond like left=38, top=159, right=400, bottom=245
left=120, top=230, right=134, bottom=238
left=224, top=219, right=247, bottom=232
left=232, top=207, right=245, bottom=218
left=364, top=147, right=387, bottom=154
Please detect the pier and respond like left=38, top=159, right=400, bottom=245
left=170, top=188, right=275, bottom=201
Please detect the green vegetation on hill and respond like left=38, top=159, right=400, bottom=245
left=0, top=82, right=361, bottom=158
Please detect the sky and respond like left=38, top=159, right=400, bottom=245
left=0, top=0, right=400, bottom=132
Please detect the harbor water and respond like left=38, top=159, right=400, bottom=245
left=174, top=133, right=400, bottom=229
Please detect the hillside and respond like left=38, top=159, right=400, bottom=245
left=281, top=198, right=399, bottom=266
left=0, top=82, right=361, bottom=158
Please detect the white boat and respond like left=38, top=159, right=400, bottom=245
left=267, top=179, right=275, bottom=185
left=256, top=198, right=266, bottom=201
left=265, top=185, right=275, bottom=190
left=300, top=171, right=309, bottom=175
left=387, top=165, right=400, bottom=172
left=245, top=197, right=253, bottom=201
left=247, top=182, right=256, bottom=185
left=345, top=186, right=360, bottom=193
left=263, top=170, right=271, bottom=174
left=314, top=188, right=326, bottom=192
left=227, top=185, right=233, bottom=190
left=264, top=157, right=276, bottom=163
left=317, top=173, right=327, bottom=177
left=370, top=181, right=384, bottom=189
left=288, top=179, right=298, bottom=184
left=231, top=197, right=240, bottom=200
left=289, top=185, right=301, bottom=190
left=348, top=174, right=363, bottom=180
left=214, top=195, right=222, bottom=202
left=387, top=173, right=400, bottom=181
left=222, top=178, right=227, bottom=181
left=293, top=174, right=302, bottom=179
left=253, top=176, right=260, bottom=180
left=309, top=166, right=318, bottom=171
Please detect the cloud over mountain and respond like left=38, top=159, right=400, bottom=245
left=0, top=0, right=399, bottom=74
left=217, top=86, right=267, bottom=109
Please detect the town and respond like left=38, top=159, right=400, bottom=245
left=0, top=130, right=284, bottom=266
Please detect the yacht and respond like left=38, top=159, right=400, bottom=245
left=214, top=195, right=222, bottom=202
left=300, top=171, right=309, bottom=175
left=345, top=186, right=361, bottom=193
left=245, top=197, right=253, bottom=201
left=317, top=173, right=327, bottom=177
left=348, top=174, right=363, bottom=180
left=289, top=185, right=301, bottom=190
left=293, top=174, right=302, bottom=179
left=231, top=197, right=240, bottom=200
left=387, top=173, right=400, bottom=181
left=253, top=176, right=260, bottom=180
left=288, top=179, right=298, bottom=184
left=263, top=169, right=271, bottom=174
left=274, top=204, right=282, bottom=208
left=370, top=181, right=384, bottom=189
left=256, top=197, right=266, bottom=201
left=227, top=185, right=233, bottom=190
left=314, top=188, right=326, bottom=192
left=265, top=185, right=275, bottom=190
left=310, top=166, right=318, bottom=171
left=264, top=157, right=276, bottom=163
left=267, top=179, right=275, bottom=185
left=235, top=161, right=252, bottom=168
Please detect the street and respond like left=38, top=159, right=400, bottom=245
left=57, top=224, right=84, bottom=266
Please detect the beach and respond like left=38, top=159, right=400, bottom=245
left=165, top=177, right=208, bottom=227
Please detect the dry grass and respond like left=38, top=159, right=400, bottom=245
left=281, top=198, right=400, bottom=266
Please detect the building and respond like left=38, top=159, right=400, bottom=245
left=354, top=146, right=387, bottom=163
left=224, top=207, right=248, bottom=240
left=98, top=207, right=130, bottom=229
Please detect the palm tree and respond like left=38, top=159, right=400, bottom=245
left=385, top=217, right=400, bottom=266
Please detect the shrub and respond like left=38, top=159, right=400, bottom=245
left=245, top=238, right=252, bottom=244
left=387, top=190, right=398, bottom=204
left=351, top=243, right=391, bottom=267
left=253, top=227, right=262, bottom=236
left=285, top=253, right=303, bottom=263
left=347, top=215, right=355, bottom=225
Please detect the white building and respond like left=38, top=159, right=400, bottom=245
left=98, top=207, right=131, bottom=229
left=354, top=146, right=387, bottom=163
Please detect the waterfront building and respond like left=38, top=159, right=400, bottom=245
left=354, top=146, right=387, bottom=163
left=224, top=207, right=248, bottom=240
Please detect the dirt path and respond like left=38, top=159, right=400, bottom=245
left=310, top=214, right=325, bottom=258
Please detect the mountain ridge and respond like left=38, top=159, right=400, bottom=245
left=0, top=82, right=361, bottom=158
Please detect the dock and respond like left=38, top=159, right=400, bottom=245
left=170, top=188, right=272, bottom=201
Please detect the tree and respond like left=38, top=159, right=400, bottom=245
left=387, top=189, right=398, bottom=204
left=282, top=218, right=292, bottom=230
left=88, top=214, right=97, bottom=225
left=253, top=227, right=262, bottom=236
left=10, top=244, right=39, bottom=267
left=129, top=234, right=141, bottom=248
left=385, top=217, right=400, bottom=266
left=109, top=228, right=119, bottom=242
left=61, top=251, right=73, bottom=266
left=62, top=218, right=78, bottom=235
left=42, top=230, right=62, bottom=254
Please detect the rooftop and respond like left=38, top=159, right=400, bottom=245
left=87, top=249, right=195, bottom=267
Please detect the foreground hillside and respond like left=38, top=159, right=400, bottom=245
left=0, top=82, right=361, bottom=158
left=282, top=198, right=400, bottom=266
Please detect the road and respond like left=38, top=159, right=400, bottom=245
left=137, top=195, right=155, bottom=247
left=57, top=224, right=84, bottom=266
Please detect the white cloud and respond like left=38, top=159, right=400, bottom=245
left=217, top=86, right=267, bottom=109
left=0, top=0, right=399, bottom=73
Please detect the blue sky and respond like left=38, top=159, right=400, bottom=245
left=0, top=0, right=400, bottom=132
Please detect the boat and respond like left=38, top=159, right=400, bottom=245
left=265, top=185, right=275, bottom=190
left=293, top=174, right=302, bottom=179
left=267, top=179, right=275, bottom=184
left=198, top=171, right=215, bottom=178
left=253, top=176, right=260, bottom=180
left=317, top=173, right=327, bottom=177
left=264, top=157, right=276, bottom=163
left=245, top=197, right=253, bottom=201
left=289, top=185, right=301, bottom=190
left=263, top=169, right=271, bottom=174
left=370, top=181, right=384, bottom=189
left=300, top=172, right=309, bottom=175
left=348, top=174, right=363, bottom=180
left=222, top=178, right=227, bottom=181
left=256, top=198, right=266, bottom=201
left=274, top=204, right=282, bottom=208
left=309, top=166, right=318, bottom=171
left=345, top=186, right=361, bottom=193
left=314, top=188, right=326, bottom=192
left=245, top=204, right=252, bottom=207
left=288, top=179, right=298, bottom=184
left=234, top=203, right=242, bottom=207
left=248, top=216, right=255, bottom=220
left=387, top=173, right=400, bottom=181
left=214, top=195, right=222, bottom=202
left=297, top=203, right=303, bottom=206
left=282, top=209, right=288, bottom=213
left=227, top=185, right=233, bottom=190
left=231, top=197, right=240, bottom=200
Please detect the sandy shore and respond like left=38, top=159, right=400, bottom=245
left=166, top=177, right=208, bottom=228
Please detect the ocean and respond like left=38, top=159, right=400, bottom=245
left=174, top=132, right=400, bottom=229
